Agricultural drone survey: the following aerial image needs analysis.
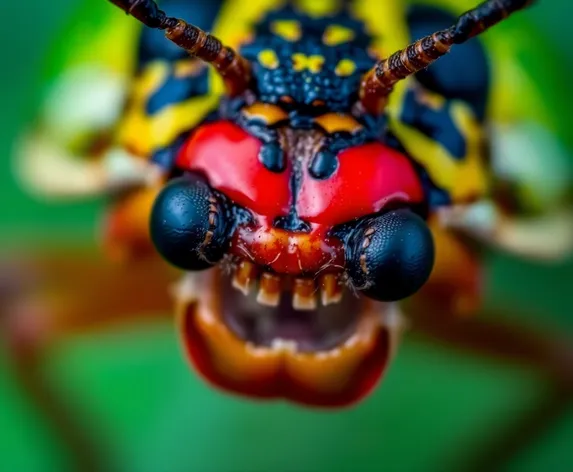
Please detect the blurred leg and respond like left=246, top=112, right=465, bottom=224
left=438, top=201, right=573, bottom=263
left=462, top=385, right=571, bottom=472
left=408, top=304, right=573, bottom=386
left=0, top=251, right=177, bottom=472
left=405, top=219, right=573, bottom=469
left=407, top=284, right=572, bottom=471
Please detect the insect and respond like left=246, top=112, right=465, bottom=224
left=10, top=0, right=573, bottom=413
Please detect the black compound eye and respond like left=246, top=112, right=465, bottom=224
left=343, top=209, right=435, bottom=302
left=150, top=174, right=231, bottom=271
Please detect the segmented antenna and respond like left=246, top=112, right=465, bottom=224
left=108, top=0, right=252, bottom=96
left=359, top=0, right=536, bottom=114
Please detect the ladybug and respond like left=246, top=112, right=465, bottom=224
left=63, top=0, right=536, bottom=407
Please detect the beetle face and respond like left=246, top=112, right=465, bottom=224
left=150, top=119, right=434, bottom=407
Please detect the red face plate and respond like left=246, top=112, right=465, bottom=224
left=177, top=120, right=424, bottom=273
left=176, top=120, right=424, bottom=226
left=176, top=121, right=291, bottom=218
left=296, top=142, right=424, bottom=225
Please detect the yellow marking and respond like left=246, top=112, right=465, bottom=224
left=294, top=0, right=341, bottom=18
left=292, top=54, right=325, bottom=73
left=242, top=102, right=289, bottom=125
left=117, top=60, right=218, bottom=156
left=314, top=113, right=363, bottom=134
left=334, top=59, right=357, bottom=77
left=258, top=49, right=280, bottom=69
left=270, top=20, right=302, bottom=41
left=118, top=0, right=281, bottom=151
left=323, top=25, right=356, bottom=46
left=389, top=97, right=488, bottom=203
left=209, top=0, right=288, bottom=96
left=292, top=54, right=306, bottom=72
left=351, top=0, right=408, bottom=55
left=116, top=61, right=168, bottom=155
left=120, top=95, right=218, bottom=157
left=174, top=59, right=205, bottom=79
left=212, top=0, right=285, bottom=47
left=416, top=88, right=446, bottom=110
left=308, top=56, right=325, bottom=74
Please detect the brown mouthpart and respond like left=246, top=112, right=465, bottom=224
left=173, top=263, right=402, bottom=407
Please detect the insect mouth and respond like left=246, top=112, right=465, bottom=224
left=222, top=262, right=360, bottom=353
left=176, top=259, right=400, bottom=407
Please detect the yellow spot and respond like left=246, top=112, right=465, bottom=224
left=295, top=0, right=340, bottom=18
left=323, top=25, right=356, bottom=46
left=292, top=53, right=306, bottom=72
left=308, top=56, right=325, bottom=73
left=334, top=59, right=357, bottom=77
left=292, top=54, right=325, bottom=73
left=242, top=102, right=289, bottom=125
left=174, top=59, right=204, bottom=79
left=417, top=89, right=446, bottom=110
left=258, top=49, right=280, bottom=69
left=270, top=20, right=302, bottom=42
left=314, top=113, right=363, bottom=134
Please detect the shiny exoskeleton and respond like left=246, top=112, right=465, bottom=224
left=100, top=0, right=535, bottom=406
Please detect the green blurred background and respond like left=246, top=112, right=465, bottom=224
left=1, top=1, right=573, bottom=471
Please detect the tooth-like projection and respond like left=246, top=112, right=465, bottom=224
left=232, top=260, right=257, bottom=295
left=293, top=278, right=317, bottom=311
left=271, top=339, right=298, bottom=352
left=257, top=272, right=281, bottom=307
left=320, top=273, right=343, bottom=306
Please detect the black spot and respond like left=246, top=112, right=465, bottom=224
left=309, top=149, right=338, bottom=179
left=273, top=214, right=311, bottom=233
left=146, top=67, right=210, bottom=115
left=400, top=89, right=467, bottom=160
left=259, top=142, right=286, bottom=173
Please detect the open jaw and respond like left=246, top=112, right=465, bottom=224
left=175, top=261, right=402, bottom=408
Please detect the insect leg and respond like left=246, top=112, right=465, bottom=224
left=409, top=302, right=573, bottom=470
left=438, top=201, right=573, bottom=262
left=0, top=251, right=176, bottom=469
left=462, top=385, right=571, bottom=471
